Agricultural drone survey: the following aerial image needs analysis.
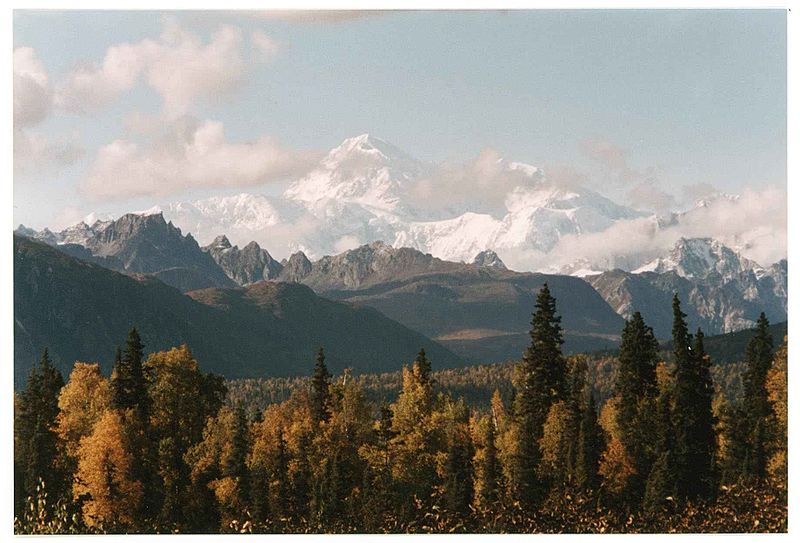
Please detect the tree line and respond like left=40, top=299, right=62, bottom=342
left=14, top=285, right=787, bottom=533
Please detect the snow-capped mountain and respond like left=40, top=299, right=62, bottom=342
left=138, top=134, right=648, bottom=268
left=587, top=237, right=787, bottom=337
left=284, top=133, right=430, bottom=216
left=473, top=249, right=507, bottom=270
left=634, top=237, right=763, bottom=282
left=22, top=135, right=785, bottom=279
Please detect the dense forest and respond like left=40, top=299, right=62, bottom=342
left=14, top=286, right=787, bottom=533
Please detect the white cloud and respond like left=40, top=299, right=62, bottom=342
left=14, top=128, right=85, bottom=176
left=626, top=182, right=676, bottom=213
left=82, top=116, right=319, bottom=200
left=544, top=185, right=786, bottom=270
left=14, top=47, right=52, bottom=128
left=580, top=138, right=628, bottom=172
left=409, top=148, right=540, bottom=215
left=56, top=20, right=248, bottom=116
left=581, top=136, right=677, bottom=212
left=251, top=30, right=280, bottom=60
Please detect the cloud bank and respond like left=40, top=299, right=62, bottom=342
left=82, top=116, right=319, bottom=200
left=539, top=186, right=787, bottom=270
left=56, top=20, right=259, bottom=116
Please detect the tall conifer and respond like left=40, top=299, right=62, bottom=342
left=310, top=347, right=332, bottom=425
left=670, top=296, right=716, bottom=500
left=742, top=313, right=774, bottom=479
left=512, top=283, right=566, bottom=506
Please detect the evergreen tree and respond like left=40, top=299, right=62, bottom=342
left=111, top=330, right=159, bottom=525
left=112, top=329, right=149, bottom=414
left=692, top=329, right=717, bottom=490
left=310, top=347, right=332, bottom=425
left=290, top=432, right=312, bottom=520
left=564, top=356, right=589, bottom=485
left=441, top=400, right=474, bottom=516
left=575, top=393, right=603, bottom=491
left=249, top=463, right=270, bottom=527
left=512, top=283, right=566, bottom=506
left=742, top=313, right=774, bottom=479
left=273, top=428, right=290, bottom=519
left=223, top=405, right=250, bottom=513
left=478, top=419, right=501, bottom=506
left=670, top=295, right=716, bottom=501
left=414, top=348, right=432, bottom=385
left=15, top=349, right=66, bottom=513
left=615, top=312, right=659, bottom=495
left=643, top=388, right=676, bottom=516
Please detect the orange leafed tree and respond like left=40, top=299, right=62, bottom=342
left=56, top=362, right=113, bottom=462
left=73, top=409, right=143, bottom=530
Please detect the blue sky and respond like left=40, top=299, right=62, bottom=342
left=13, top=9, right=786, bottom=229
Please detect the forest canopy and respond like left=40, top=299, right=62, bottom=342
left=13, top=292, right=787, bottom=534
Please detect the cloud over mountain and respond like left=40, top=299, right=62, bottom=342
left=82, top=116, right=319, bottom=200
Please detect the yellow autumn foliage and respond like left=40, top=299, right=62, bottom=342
left=73, top=409, right=143, bottom=529
left=56, top=362, right=113, bottom=461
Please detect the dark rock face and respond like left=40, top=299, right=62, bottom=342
left=202, top=235, right=283, bottom=286
left=82, top=213, right=236, bottom=291
left=297, top=241, right=460, bottom=291
left=17, top=213, right=236, bottom=292
left=472, top=249, right=507, bottom=270
left=278, top=251, right=313, bottom=283
left=13, top=235, right=463, bottom=387
left=586, top=265, right=788, bottom=339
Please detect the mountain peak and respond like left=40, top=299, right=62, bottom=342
left=322, top=134, right=420, bottom=171
left=279, top=251, right=313, bottom=283
left=634, top=237, right=761, bottom=281
left=472, top=249, right=507, bottom=270
left=210, top=235, right=232, bottom=250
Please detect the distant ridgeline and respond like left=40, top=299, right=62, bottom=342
left=227, top=321, right=787, bottom=416
left=15, top=208, right=786, bottom=378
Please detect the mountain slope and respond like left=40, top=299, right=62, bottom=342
left=586, top=239, right=787, bottom=338
left=13, top=236, right=463, bottom=387
left=202, top=235, right=283, bottom=286
left=16, top=213, right=236, bottom=292
left=282, top=242, right=626, bottom=362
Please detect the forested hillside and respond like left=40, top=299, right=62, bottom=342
left=14, top=288, right=786, bottom=534
left=14, top=235, right=462, bottom=385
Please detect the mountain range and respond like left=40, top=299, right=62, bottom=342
left=131, top=134, right=653, bottom=269
left=13, top=134, right=787, bottom=375
left=15, top=209, right=787, bottom=372
left=586, top=238, right=787, bottom=338
left=13, top=235, right=462, bottom=387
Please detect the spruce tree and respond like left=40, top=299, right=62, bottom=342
left=274, top=428, right=290, bottom=518
left=310, top=347, right=332, bottom=425
left=692, top=328, right=717, bottom=491
left=112, top=328, right=148, bottom=413
left=441, top=402, right=474, bottom=516
left=290, top=431, right=312, bottom=520
left=15, top=348, right=65, bottom=512
left=479, top=420, right=501, bottom=506
left=742, top=313, right=774, bottom=479
left=643, top=387, right=676, bottom=516
left=413, top=348, right=432, bottom=384
left=512, top=283, right=566, bottom=506
left=575, top=393, right=603, bottom=491
left=614, top=312, right=660, bottom=500
left=670, top=296, right=716, bottom=500
left=224, top=405, right=250, bottom=512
